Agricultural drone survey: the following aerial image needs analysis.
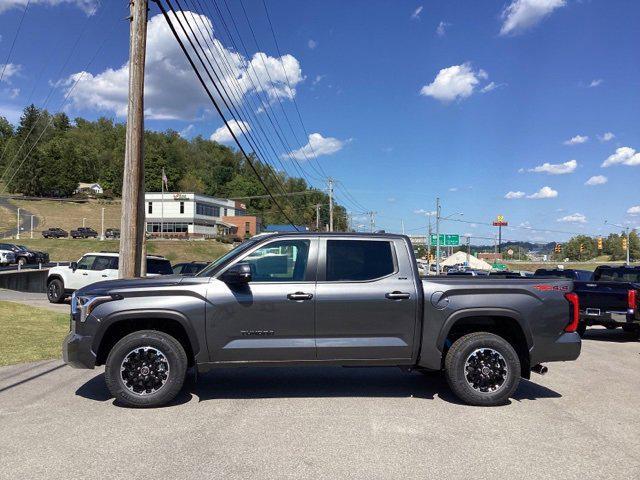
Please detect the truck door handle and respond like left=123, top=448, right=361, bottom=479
left=287, top=292, right=313, bottom=301
left=386, top=291, right=411, bottom=300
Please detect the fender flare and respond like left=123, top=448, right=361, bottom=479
left=437, top=307, right=533, bottom=351
left=95, top=308, right=201, bottom=358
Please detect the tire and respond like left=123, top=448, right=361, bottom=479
left=105, top=330, right=188, bottom=408
left=47, top=278, right=65, bottom=303
left=444, top=332, right=521, bottom=406
left=577, top=322, right=587, bottom=337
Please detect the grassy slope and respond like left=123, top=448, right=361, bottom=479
left=0, top=301, right=69, bottom=366
left=9, top=198, right=122, bottom=233
left=9, top=238, right=232, bottom=263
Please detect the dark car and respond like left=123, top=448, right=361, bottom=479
left=533, top=268, right=593, bottom=281
left=172, top=261, right=208, bottom=275
left=71, top=227, right=98, bottom=239
left=42, top=227, right=68, bottom=239
left=63, top=232, right=581, bottom=408
left=0, top=243, right=50, bottom=266
left=105, top=228, right=120, bottom=239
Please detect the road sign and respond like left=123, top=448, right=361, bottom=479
left=430, top=234, right=460, bottom=246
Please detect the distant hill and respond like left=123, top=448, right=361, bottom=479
left=468, top=241, right=557, bottom=254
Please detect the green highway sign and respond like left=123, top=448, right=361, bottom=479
left=429, top=234, right=460, bottom=246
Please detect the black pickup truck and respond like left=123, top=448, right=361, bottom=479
left=71, top=227, right=98, bottom=239
left=574, top=265, right=640, bottom=337
left=63, top=232, right=581, bottom=408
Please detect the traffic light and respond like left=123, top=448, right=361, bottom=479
left=554, top=244, right=561, bottom=253
left=579, top=243, right=585, bottom=253
left=597, top=237, right=603, bottom=250
left=622, top=237, right=628, bottom=250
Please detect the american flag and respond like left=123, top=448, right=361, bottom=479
left=161, top=168, right=168, bottom=190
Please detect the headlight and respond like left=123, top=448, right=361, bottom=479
left=75, top=294, right=121, bottom=322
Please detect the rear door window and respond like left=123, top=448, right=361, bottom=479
left=326, top=240, right=395, bottom=281
left=147, top=258, right=173, bottom=275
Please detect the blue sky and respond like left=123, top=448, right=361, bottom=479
left=1, top=0, right=639, bottom=243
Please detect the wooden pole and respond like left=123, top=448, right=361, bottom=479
left=119, top=0, right=148, bottom=278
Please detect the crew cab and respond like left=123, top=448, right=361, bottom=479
left=0, top=243, right=49, bottom=266
left=62, top=233, right=581, bottom=408
left=47, top=252, right=172, bottom=303
left=42, top=227, right=69, bottom=238
left=71, top=227, right=98, bottom=239
left=573, top=265, right=640, bottom=337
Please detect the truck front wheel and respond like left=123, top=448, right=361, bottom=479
left=105, top=330, right=188, bottom=408
left=444, top=332, right=521, bottom=406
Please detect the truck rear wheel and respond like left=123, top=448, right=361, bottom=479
left=444, top=332, right=520, bottom=406
left=105, top=330, right=187, bottom=408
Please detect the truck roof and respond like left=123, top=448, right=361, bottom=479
left=253, top=231, right=409, bottom=240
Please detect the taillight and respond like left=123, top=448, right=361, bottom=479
left=628, top=289, right=637, bottom=312
left=564, top=292, right=579, bottom=333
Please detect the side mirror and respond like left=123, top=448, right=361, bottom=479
left=220, top=262, right=252, bottom=285
left=70, top=261, right=77, bottom=271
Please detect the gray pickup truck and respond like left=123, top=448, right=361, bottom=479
left=63, top=233, right=581, bottom=407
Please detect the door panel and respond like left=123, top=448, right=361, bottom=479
left=315, top=238, right=418, bottom=360
left=205, top=237, right=318, bottom=362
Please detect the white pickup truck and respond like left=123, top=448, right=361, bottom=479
left=0, top=248, right=16, bottom=266
left=46, top=252, right=173, bottom=303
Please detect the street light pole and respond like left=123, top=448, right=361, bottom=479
left=328, top=178, right=334, bottom=232
left=16, top=208, right=20, bottom=240
left=435, top=197, right=441, bottom=274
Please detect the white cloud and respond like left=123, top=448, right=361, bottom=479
left=0, top=0, right=98, bottom=15
left=588, top=79, right=603, bottom=88
left=448, top=187, right=458, bottom=192
left=436, top=21, right=450, bottom=36
left=312, top=74, right=325, bottom=86
left=284, top=133, right=346, bottom=161
left=528, top=159, right=577, bottom=175
left=414, top=209, right=437, bottom=216
left=505, top=191, right=525, bottom=199
left=627, top=206, right=640, bottom=216
left=557, top=213, right=587, bottom=223
left=307, top=39, right=318, bottom=50
left=210, top=120, right=250, bottom=144
left=0, top=63, right=21, bottom=83
left=420, top=63, right=489, bottom=103
left=563, top=134, right=588, bottom=145
left=527, top=186, right=558, bottom=199
left=500, top=0, right=566, bottom=36
left=602, top=146, right=640, bottom=167
left=585, top=175, right=607, bottom=186
left=179, top=124, right=195, bottom=138
left=598, top=132, right=615, bottom=142
left=411, top=6, right=423, bottom=20
left=480, top=81, right=505, bottom=94
left=63, top=12, right=303, bottom=120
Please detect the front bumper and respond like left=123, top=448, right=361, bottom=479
left=62, top=331, right=96, bottom=369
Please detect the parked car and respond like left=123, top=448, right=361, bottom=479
left=71, top=227, right=98, bottom=239
left=42, top=227, right=68, bottom=239
left=105, top=228, right=120, bottom=239
left=47, top=252, right=173, bottom=303
left=63, top=232, right=581, bottom=408
left=573, top=265, right=640, bottom=337
left=172, top=261, right=208, bottom=275
left=0, top=248, right=16, bottom=266
left=0, top=243, right=49, bottom=266
left=533, top=268, right=593, bottom=281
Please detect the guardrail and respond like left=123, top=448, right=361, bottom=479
left=0, top=269, right=49, bottom=293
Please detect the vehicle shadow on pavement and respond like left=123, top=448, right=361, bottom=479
left=76, top=367, right=561, bottom=407
left=583, top=328, right=639, bottom=343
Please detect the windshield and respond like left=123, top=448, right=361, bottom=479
left=196, top=238, right=262, bottom=277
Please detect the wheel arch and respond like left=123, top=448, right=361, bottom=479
left=439, top=309, right=532, bottom=378
left=94, top=310, right=200, bottom=368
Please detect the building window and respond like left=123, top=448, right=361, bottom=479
left=224, top=208, right=228, bottom=216
left=196, top=202, right=220, bottom=217
left=245, top=221, right=251, bottom=235
left=148, top=202, right=153, bottom=214
left=179, top=201, right=184, bottom=214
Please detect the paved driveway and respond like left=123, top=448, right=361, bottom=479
left=0, top=328, right=638, bottom=480
left=0, top=289, right=70, bottom=313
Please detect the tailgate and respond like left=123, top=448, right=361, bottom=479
left=574, top=281, right=629, bottom=312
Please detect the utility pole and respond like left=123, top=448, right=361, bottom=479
left=369, top=211, right=376, bottom=233
left=82, top=217, right=86, bottom=228
left=401, top=219, right=405, bottom=235
left=426, top=217, right=432, bottom=264
left=466, top=235, right=470, bottom=265
left=30, top=215, right=33, bottom=239
left=327, top=178, right=334, bottom=232
left=16, top=208, right=20, bottom=239
left=100, top=207, right=105, bottom=240
left=119, top=0, right=148, bottom=278
left=315, top=203, right=321, bottom=231
left=435, top=197, right=441, bottom=274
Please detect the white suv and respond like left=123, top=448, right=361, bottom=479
left=46, top=252, right=173, bottom=303
left=0, top=248, right=16, bottom=266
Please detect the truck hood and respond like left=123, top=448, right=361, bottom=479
left=76, top=275, right=186, bottom=296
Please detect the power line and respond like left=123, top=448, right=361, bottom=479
left=0, top=0, right=30, bottom=83
left=153, top=0, right=298, bottom=229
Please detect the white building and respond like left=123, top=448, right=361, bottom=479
left=76, top=182, right=104, bottom=195
left=144, top=192, right=244, bottom=236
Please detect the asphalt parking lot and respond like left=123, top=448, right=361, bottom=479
left=0, top=328, right=638, bottom=480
